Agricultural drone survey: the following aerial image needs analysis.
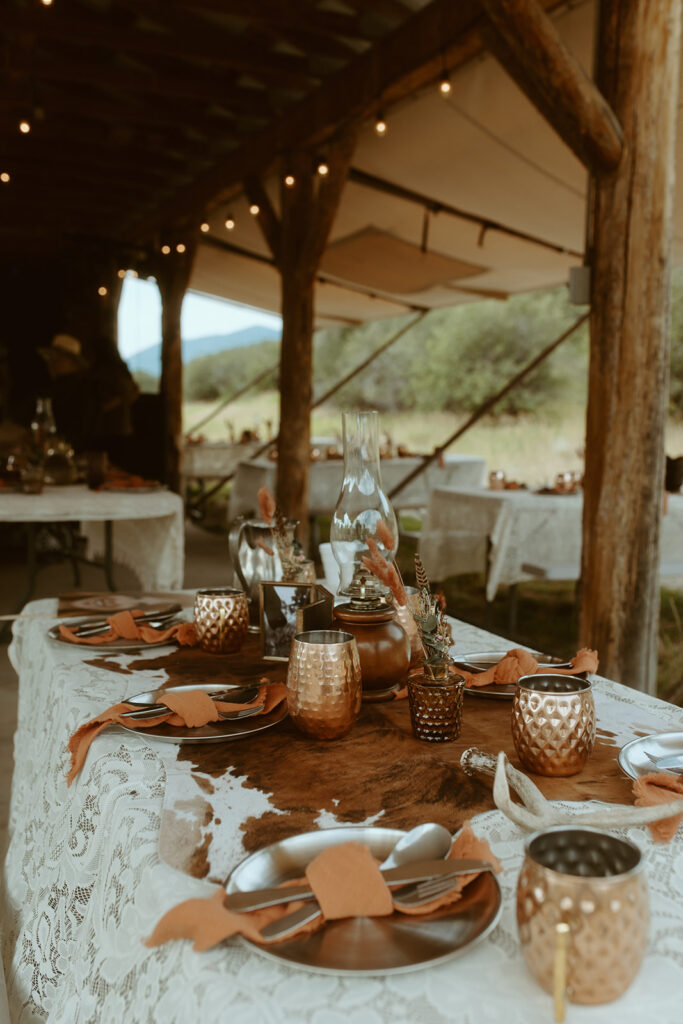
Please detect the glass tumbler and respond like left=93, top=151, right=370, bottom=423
left=517, top=826, right=648, bottom=1005
left=193, top=587, right=249, bottom=654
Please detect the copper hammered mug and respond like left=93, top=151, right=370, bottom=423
left=517, top=826, right=649, bottom=1005
left=512, top=673, right=595, bottom=776
left=193, top=587, right=249, bottom=654
left=286, top=629, right=361, bottom=740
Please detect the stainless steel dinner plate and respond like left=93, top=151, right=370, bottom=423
left=456, top=650, right=574, bottom=701
left=121, top=682, right=287, bottom=744
left=618, top=731, right=683, bottom=779
left=48, top=619, right=181, bottom=652
left=226, top=825, right=502, bottom=975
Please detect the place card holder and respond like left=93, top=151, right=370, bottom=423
left=259, top=582, right=334, bottom=661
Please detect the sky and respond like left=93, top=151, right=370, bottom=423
left=117, top=274, right=281, bottom=358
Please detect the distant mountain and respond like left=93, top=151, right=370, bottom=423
left=126, top=325, right=280, bottom=377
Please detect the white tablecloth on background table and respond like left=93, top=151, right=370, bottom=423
left=228, top=455, right=487, bottom=520
left=3, top=599, right=683, bottom=1023
left=419, top=488, right=683, bottom=600
left=0, top=485, right=185, bottom=590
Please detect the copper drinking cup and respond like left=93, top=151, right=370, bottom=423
left=193, top=587, right=249, bottom=654
left=517, top=826, right=648, bottom=1005
left=512, top=673, right=595, bottom=776
left=287, top=629, right=362, bottom=740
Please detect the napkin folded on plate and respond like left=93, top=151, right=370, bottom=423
left=144, top=820, right=502, bottom=952
left=462, top=647, right=598, bottom=689
left=633, top=771, right=683, bottom=842
left=67, top=683, right=286, bottom=786
left=58, top=609, right=197, bottom=647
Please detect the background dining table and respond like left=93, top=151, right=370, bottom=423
left=419, top=487, right=683, bottom=600
left=0, top=484, right=185, bottom=596
left=3, top=596, right=683, bottom=1023
left=227, top=454, right=488, bottom=521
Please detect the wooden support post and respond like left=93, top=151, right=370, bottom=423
left=580, top=0, right=681, bottom=693
left=478, top=0, right=623, bottom=171
left=155, top=237, right=197, bottom=493
left=245, top=126, right=356, bottom=531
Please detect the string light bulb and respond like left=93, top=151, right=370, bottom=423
left=176, top=243, right=186, bottom=253
left=129, top=269, right=138, bottom=278
left=41, top=0, right=53, bottom=6
left=439, top=73, right=452, bottom=95
left=249, top=203, right=260, bottom=215
left=317, top=160, right=329, bottom=177
left=0, top=172, right=10, bottom=183
left=117, top=269, right=126, bottom=278
left=161, top=244, right=171, bottom=254
left=284, top=174, right=295, bottom=187
left=18, top=119, right=31, bottom=134
left=200, top=222, right=210, bottom=233
left=97, top=286, right=108, bottom=297
left=225, top=214, right=235, bottom=230
left=374, top=113, right=387, bottom=136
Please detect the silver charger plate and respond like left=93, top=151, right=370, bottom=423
left=48, top=618, right=182, bottom=652
left=121, top=682, right=288, bottom=744
left=618, top=731, right=683, bottom=779
left=455, top=650, right=574, bottom=701
left=226, top=825, right=502, bottom=975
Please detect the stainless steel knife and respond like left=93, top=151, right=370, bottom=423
left=224, top=858, right=491, bottom=913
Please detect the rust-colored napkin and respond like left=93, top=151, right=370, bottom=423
left=58, top=609, right=197, bottom=647
left=463, top=647, right=598, bottom=689
left=633, top=771, right=683, bottom=842
left=144, top=820, right=501, bottom=951
left=67, top=683, right=286, bottom=785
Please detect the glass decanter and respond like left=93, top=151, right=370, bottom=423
left=330, top=410, right=398, bottom=599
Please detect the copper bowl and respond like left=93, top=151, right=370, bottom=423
left=517, top=826, right=648, bottom=1004
left=512, top=673, right=595, bottom=776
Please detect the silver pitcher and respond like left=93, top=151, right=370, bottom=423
left=228, top=518, right=283, bottom=631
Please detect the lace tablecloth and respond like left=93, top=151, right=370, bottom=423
left=3, top=603, right=683, bottom=1023
left=419, top=488, right=683, bottom=600
left=228, top=455, right=487, bottom=519
left=0, top=485, right=185, bottom=590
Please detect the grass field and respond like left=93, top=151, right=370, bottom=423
left=185, top=392, right=683, bottom=489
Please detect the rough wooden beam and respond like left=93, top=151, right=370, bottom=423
left=478, top=0, right=623, bottom=170
left=580, top=0, right=682, bottom=692
left=155, top=238, right=198, bottom=493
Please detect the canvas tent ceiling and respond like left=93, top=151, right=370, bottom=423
left=190, top=1, right=592, bottom=324
left=189, top=0, right=683, bottom=325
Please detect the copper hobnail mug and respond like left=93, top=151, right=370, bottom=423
left=287, top=629, right=362, bottom=740
left=517, top=826, right=648, bottom=1005
left=512, top=673, right=595, bottom=776
left=193, top=587, right=249, bottom=654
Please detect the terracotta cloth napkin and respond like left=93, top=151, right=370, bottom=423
left=633, top=771, right=683, bottom=842
left=462, top=647, right=598, bottom=689
left=58, top=609, right=198, bottom=647
left=67, top=682, right=287, bottom=786
left=144, top=820, right=502, bottom=952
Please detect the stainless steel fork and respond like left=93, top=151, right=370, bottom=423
left=392, top=865, right=493, bottom=909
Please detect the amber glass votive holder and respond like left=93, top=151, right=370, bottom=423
left=407, top=671, right=465, bottom=742
left=194, top=587, right=249, bottom=654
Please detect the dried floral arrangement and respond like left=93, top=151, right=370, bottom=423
left=360, top=524, right=453, bottom=681
left=257, top=485, right=302, bottom=577
left=413, top=553, right=453, bottom=681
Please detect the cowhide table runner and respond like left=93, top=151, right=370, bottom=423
left=88, top=634, right=667, bottom=884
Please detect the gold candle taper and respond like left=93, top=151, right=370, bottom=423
left=554, top=922, right=570, bottom=1022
